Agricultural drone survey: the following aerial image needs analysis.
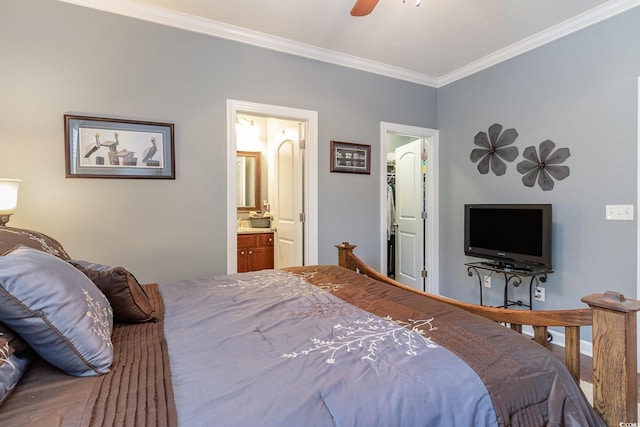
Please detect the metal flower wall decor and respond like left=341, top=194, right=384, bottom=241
left=516, top=139, right=570, bottom=191
left=470, top=123, right=519, bottom=176
left=470, top=123, right=571, bottom=191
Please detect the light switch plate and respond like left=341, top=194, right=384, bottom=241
left=605, top=205, right=634, bottom=221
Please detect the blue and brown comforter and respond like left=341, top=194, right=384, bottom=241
left=161, top=266, right=602, bottom=426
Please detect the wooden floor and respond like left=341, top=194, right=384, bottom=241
left=549, top=343, right=640, bottom=403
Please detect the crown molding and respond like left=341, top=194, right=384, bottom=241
left=56, top=0, right=439, bottom=87
left=58, top=0, right=640, bottom=88
left=437, top=0, right=640, bottom=87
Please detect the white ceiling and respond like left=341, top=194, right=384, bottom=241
left=59, top=0, right=640, bottom=87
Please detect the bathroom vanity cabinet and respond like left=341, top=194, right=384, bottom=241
left=237, top=232, right=274, bottom=273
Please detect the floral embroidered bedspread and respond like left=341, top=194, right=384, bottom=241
left=159, top=266, right=602, bottom=427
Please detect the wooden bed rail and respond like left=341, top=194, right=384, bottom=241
left=337, top=242, right=640, bottom=426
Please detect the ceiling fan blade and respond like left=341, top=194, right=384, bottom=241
left=351, top=0, right=380, bottom=16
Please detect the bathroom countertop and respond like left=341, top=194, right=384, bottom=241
left=237, top=227, right=275, bottom=234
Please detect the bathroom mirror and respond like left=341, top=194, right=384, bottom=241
left=236, top=151, right=261, bottom=212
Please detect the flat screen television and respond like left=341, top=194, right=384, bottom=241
left=464, top=204, right=552, bottom=270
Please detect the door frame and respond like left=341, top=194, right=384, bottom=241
left=636, top=76, right=640, bottom=368
left=380, top=122, right=439, bottom=294
left=227, top=99, right=318, bottom=273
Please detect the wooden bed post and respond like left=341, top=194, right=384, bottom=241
left=336, top=242, right=357, bottom=271
left=582, top=291, right=640, bottom=426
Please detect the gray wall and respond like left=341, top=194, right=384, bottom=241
left=437, top=7, right=640, bottom=310
left=0, top=0, right=437, bottom=283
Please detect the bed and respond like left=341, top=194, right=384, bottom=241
left=0, top=228, right=637, bottom=426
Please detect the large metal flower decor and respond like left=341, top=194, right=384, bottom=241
left=516, top=139, right=570, bottom=191
left=470, top=123, right=519, bottom=176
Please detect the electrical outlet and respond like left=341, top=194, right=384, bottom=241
left=483, top=275, right=491, bottom=288
left=534, top=286, right=545, bottom=302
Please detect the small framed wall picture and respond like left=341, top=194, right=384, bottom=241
left=64, top=114, right=175, bottom=179
left=330, top=141, right=371, bottom=174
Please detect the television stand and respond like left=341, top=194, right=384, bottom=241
left=479, top=261, right=533, bottom=272
left=465, top=262, right=553, bottom=310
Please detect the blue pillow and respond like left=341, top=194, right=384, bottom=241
left=0, top=245, right=113, bottom=376
left=0, top=322, right=33, bottom=404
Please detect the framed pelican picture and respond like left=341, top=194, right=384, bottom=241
left=64, top=114, right=175, bottom=179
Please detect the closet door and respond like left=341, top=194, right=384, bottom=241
left=395, top=139, right=425, bottom=291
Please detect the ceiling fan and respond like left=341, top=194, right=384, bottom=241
left=351, top=0, right=421, bottom=17
left=350, top=0, right=379, bottom=16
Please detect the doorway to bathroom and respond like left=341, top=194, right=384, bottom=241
left=227, top=100, right=318, bottom=273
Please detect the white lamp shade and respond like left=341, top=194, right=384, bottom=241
left=0, top=179, right=21, bottom=215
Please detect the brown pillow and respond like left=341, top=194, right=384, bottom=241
left=0, top=226, right=69, bottom=259
left=68, top=260, right=156, bottom=323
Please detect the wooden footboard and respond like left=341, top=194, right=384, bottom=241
left=337, top=242, right=640, bottom=426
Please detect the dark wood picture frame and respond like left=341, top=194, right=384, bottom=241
left=330, top=141, right=371, bottom=174
left=64, top=114, right=175, bottom=179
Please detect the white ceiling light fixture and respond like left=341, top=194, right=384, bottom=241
left=236, top=116, right=255, bottom=127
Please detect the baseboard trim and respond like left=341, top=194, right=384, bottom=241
left=521, top=325, right=593, bottom=357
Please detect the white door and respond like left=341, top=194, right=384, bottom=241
left=272, top=138, right=302, bottom=268
left=395, top=138, right=425, bottom=291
